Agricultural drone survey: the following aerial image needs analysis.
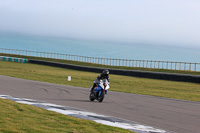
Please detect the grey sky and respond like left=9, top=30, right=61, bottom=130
left=0, top=0, right=200, bottom=47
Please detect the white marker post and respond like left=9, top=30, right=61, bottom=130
left=68, top=76, right=71, bottom=81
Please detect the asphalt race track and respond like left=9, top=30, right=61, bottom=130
left=0, top=75, right=200, bottom=133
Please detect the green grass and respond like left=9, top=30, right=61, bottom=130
left=1, top=61, right=200, bottom=102
left=1, top=53, right=200, bottom=75
left=0, top=98, right=133, bottom=133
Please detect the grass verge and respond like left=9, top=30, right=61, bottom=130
left=0, top=61, right=200, bottom=102
left=0, top=98, right=133, bottom=133
left=1, top=53, right=200, bottom=75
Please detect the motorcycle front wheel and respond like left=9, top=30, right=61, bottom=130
left=97, top=90, right=105, bottom=102
left=89, top=91, right=95, bottom=101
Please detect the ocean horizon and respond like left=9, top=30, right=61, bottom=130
left=1, top=32, right=200, bottom=64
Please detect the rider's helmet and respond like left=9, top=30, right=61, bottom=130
left=102, top=69, right=109, bottom=77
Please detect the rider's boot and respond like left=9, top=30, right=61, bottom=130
left=90, top=83, right=96, bottom=92
left=90, top=87, right=94, bottom=92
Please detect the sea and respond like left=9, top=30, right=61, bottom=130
left=0, top=32, right=200, bottom=64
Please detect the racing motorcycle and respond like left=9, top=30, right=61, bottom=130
left=89, top=79, right=110, bottom=102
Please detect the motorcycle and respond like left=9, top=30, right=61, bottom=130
left=89, top=79, right=110, bottom=102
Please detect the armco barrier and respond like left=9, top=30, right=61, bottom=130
left=2, top=48, right=200, bottom=71
left=29, top=59, right=200, bottom=84
left=0, top=56, right=28, bottom=63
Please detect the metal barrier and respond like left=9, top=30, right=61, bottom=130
left=0, top=48, right=200, bottom=71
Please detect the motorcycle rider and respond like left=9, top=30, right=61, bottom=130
left=90, top=69, right=110, bottom=94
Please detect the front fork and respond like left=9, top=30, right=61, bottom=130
left=99, top=89, right=107, bottom=96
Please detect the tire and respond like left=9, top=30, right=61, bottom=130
left=89, top=91, right=95, bottom=101
left=97, top=90, right=105, bottom=102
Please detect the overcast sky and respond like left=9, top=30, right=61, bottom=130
left=0, top=0, right=200, bottom=48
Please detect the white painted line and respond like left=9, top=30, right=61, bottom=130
left=40, top=103, right=65, bottom=108
left=0, top=95, right=8, bottom=97
left=70, top=111, right=106, bottom=117
left=94, top=120, right=166, bottom=133
left=21, top=98, right=38, bottom=102
left=47, top=108, right=78, bottom=115
left=47, top=108, right=106, bottom=117
left=16, top=101, right=36, bottom=105
left=0, top=95, right=8, bottom=99
left=10, top=97, right=23, bottom=100
left=94, top=119, right=135, bottom=129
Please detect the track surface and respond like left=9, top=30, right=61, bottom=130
left=0, top=75, right=200, bottom=133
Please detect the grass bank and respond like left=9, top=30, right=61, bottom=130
left=1, top=53, right=200, bottom=75
left=1, top=61, right=200, bottom=102
left=0, top=98, right=132, bottom=133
